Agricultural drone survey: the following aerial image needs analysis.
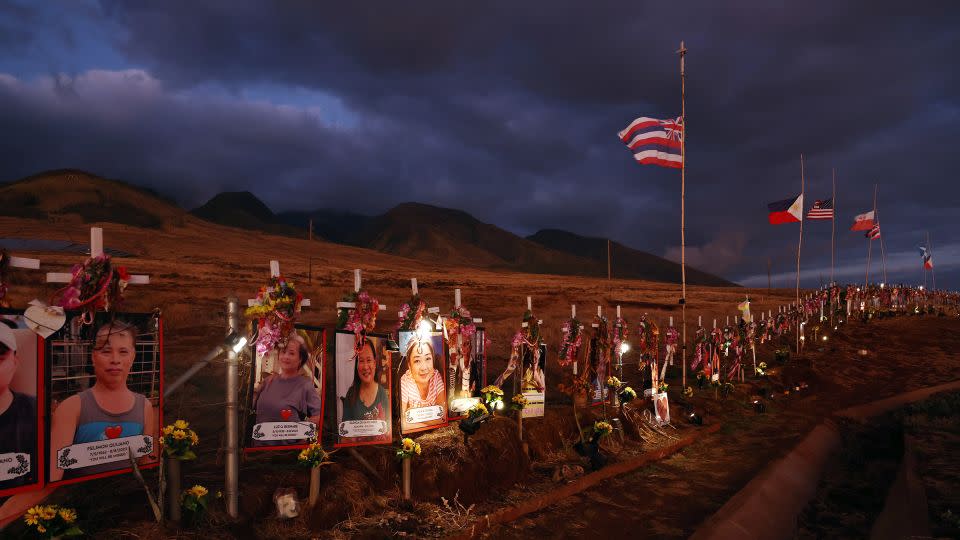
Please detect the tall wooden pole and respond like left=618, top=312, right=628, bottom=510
left=866, top=184, right=877, bottom=289
left=678, top=40, right=688, bottom=389
left=767, top=257, right=772, bottom=292
left=831, top=169, right=836, bottom=285
left=876, top=186, right=887, bottom=283
left=607, top=239, right=612, bottom=280
left=796, top=155, right=804, bottom=355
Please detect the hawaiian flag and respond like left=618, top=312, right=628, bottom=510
left=850, top=210, right=875, bottom=231
left=865, top=224, right=881, bottom=240
left=806, top=198, right=834, bottom=220
left=618, top=116, right=684, bottom=169
left=767, top=194, right=804, bottom=225
left=919, top=246, right=934, bottom=269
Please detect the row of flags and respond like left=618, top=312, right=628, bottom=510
left=617, top=116, right=934, bottom=271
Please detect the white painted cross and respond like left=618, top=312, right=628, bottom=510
left=335, top=269, right=387, bottom=311
left=398, top=278, right=440, bottom=326
left=592, top=306, right=602, bottom=328
left=247, top=260, right=311, bottom=308
left=454, top=288, right=482, bottom=324
left=520, top=296, right=541, bottom=327
left=47, top=228, right=150, bottom=285
left=4, top=252, right=40, bottom=271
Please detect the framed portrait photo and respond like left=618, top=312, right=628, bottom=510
left=334, top=331, right=394, bottom=448
left=397, top=331, right=448, bottom=434
left=446, top=326, right=486, bottom=420
left=245, top=325, right=326, bottom=452
left=0, top=310, right=44, bottom=496
left=45, top=312, right=162, bottom=487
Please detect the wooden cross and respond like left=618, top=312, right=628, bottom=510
left=46, top=228, right=150, bottom=285
left=335, top=269, right=387, bottom=311
left=399, top=278, right=440, bottom=328
left=520, top=296, right=541, bottom=328
left=247, top=260, right=311, bottom=308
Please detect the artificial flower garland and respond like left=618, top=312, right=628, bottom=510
left=558, top=317, right=582, bottom=367
left=443, top=304, right=477, bottom=360
left=337, top=290, right=380, bottom=336
left=396, top=294, right=427, bottom=332
left=52, top=254, right=130, bottom=322
left=245, top=274, right=303, bottom=355
left=612, top=316, right=629, bottom=359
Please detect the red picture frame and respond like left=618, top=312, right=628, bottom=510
left=0, top=310, right=45, bottom=497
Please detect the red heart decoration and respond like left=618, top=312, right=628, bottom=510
left=280, top=409, right=292, bottom=421
left=105, top=425, right=123, bottom=439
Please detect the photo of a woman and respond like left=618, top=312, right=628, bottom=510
left=0, top=316, right=38, bottom=495
left=335, top=332, right=392, bottom=447
left=48, top=319, right=158, bottom=483
left=249, top=330, right=324, bottom=449
left=520, top=343, right=547, bottom=418
left=399, top=333, right=447, bottom=434
left=447, top=328, right=486, bottom=419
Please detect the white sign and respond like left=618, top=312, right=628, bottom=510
left=56, top=435, right=153, bottom=470
left=521, top=391, right=545, bottom=419
left=338, top=419, right=388, bottom=438
left=404, top=405, right=443, bottom=424
left=0, top=453, right=31, bottom=482
left=251, top=422, right=317, bottom=442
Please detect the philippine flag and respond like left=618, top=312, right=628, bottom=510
left=767, top=194, right=804, bottom=225
left=850, top=210, right=876, bottom=231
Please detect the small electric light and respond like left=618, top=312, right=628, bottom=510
left=822, top=335, right=828, bottom=342
left=496, top=400, right=504, bottom=410
left=620, top=342, right=631, bottom=354
left=232, top=336, right=248, bottom=354
left=800, top=336, right=805, bottom=341
left=417, top=319, right=433, bottom=335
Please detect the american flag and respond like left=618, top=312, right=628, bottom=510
left=618, top=116, right=684, bottom=169
left=865, top=224, right=881, bottom=240
left=806, top=198, right=834, bottom=220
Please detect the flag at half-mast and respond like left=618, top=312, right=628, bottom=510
left=850, top=210, right=875, bottom=231
left=618, top=116, right=683, bottom=169
left=919, top=246, right=934, bottom=269
left=806, top=198, right=834, bottom=220
left=865, top=224, right=881, bottom=240
left=767, top=194, right=804, bottom=224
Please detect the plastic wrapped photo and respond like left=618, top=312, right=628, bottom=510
left=46, top=313, right=162, bottom=486
left=0, top=311, right=42, bottom=496
left=335, top=331, right=393, bottom=447
left=246, top=325, right=325, bottom=451
left=397, top=330, right=448, bottom=434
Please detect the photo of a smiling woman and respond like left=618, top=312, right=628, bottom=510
left=48, top=319, right=158, bottom=482
left=249, top=330, right=324, bottom=448
left=335, top=332, right=392, bottom=447
left=399, top=334, right=447, bottom=433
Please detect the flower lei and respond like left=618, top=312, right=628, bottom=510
left=52, top=255, right=130, bottom=322
left=337, top=290, right=380, bottom=337
left=245, top=275, right=303, bottom=355
left=558, top=317, right=582, bottom=367
left=396, top=294, right=427, bottom=332
left=691, top=326, right=707, bottom=370
left=0, top=248, right=9, bottom=308
left=612, top=316, right=629, bottom=358
left=443, top=305, right=477, bottom=360
left=664, top=326, right=679, bottom=365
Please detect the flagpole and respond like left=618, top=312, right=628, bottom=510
left=865, top=183, right=877, bottom=289
left=877, top=186, right=887, bottom=284
left=928, top=231, right=936, bottom=290
left=796, top=154, right=804, bottom=355
left=831, top=168, right=836, bottom=285
left=678, top=40, right=688, bottom=390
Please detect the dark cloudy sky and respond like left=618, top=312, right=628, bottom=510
left=1, top=1, right=957, bottom=288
